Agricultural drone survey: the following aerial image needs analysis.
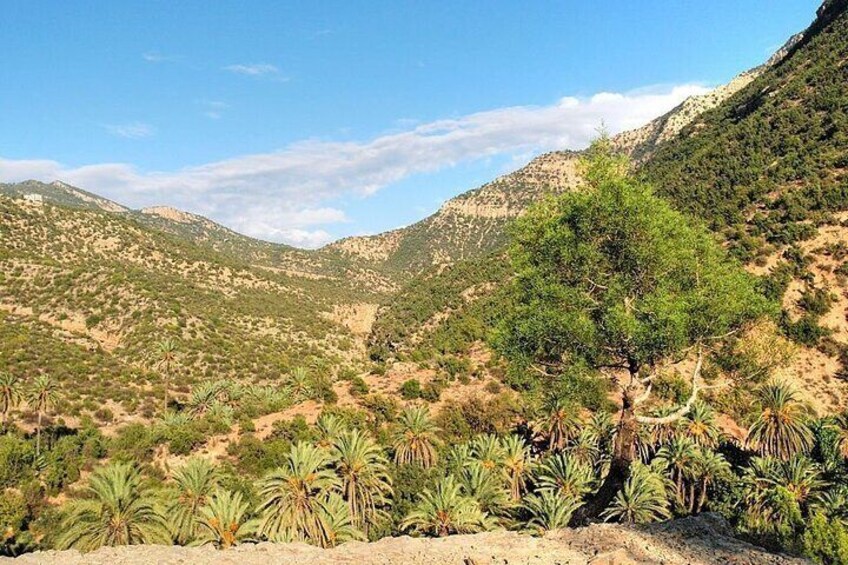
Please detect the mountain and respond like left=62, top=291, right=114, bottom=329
left=0, top=192, right=391, bottom=422
left=2, top=0, right=846, bottom=425
left=367, top=0, right=848, bottom=414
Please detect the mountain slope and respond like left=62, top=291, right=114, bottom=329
left=368, top=0, right=848, bottom=414
left=0, top=194, right=387, bottom=421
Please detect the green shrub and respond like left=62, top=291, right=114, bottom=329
left=400, top=379, right=422, bottom=400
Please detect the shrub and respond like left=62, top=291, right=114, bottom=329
left=400, top=379, right=422, bottom=400
left=348, top=376, right=369, bottom=397
left=0, top=436, right=35, bottom=488
left=420, top=381, right=443, bottom=402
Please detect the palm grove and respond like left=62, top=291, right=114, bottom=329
left=2, top=143, right=848, bottom=562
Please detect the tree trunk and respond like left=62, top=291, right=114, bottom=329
left=570, top=386, right=638, bottom=525
left=696, top=479, right=709, bottom=514
left=36, top=410, right=43, bottom=456
left=163, top=371, right=169, bottom=413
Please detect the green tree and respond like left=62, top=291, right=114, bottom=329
left=534, top=452, right=594, bottom=500
left=27, top=375, right=58, bottom=457
left=523, top=490, right=581, bottom=534
left=155, top=338, right=178, bottom=414
left=0, top=372, right=22, bottom=429
left=689, top=448, right=730, bottom=514
left=166, top=458, right=220, bottom=544
left=655, top=436, right=697, bottom=508
left=331, top=429, right=393, bottom=534
left=194, top=489, right=257, bottom=549
left=501, top=435, right=531, bottom=501
left=257, top=442, right=342, bottom=544
left=746, top=382, right=814, bottom=460
left=495, top=139, right=767, bottom=521
left=537, top=397, right=580, bottom=452
left=56, top=463, right=168, bottom=551
left=601, top=463, right=671, bottom=525
left=392, top=406, right=440, bottom=468
left=400, top=476, right=490, bottom=537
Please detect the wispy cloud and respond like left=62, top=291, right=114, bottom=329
left=198, top=100, right=229, bottom=120
left=223, top=63, right=281, bottom=77
left=103, top=122, right=156, bottom=139
left=142, top=52, right=179, bottom=63
left=1, top=83, right=709, bottom=247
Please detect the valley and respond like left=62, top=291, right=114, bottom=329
left=2, top=0, right=848, bottom=562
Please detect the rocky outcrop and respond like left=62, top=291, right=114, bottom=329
left=7, top=514, right=807, bottom=565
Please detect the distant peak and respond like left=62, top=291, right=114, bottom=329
left=140, top=206, right=202, bottom=224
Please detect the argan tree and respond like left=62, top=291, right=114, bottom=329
left=495, top=138, right=768, bottom=522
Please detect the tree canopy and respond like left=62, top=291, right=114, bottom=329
left=495, top=140, right=771, bottom=381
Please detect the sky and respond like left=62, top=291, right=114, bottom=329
left=0, top=1, right=820, bottom=248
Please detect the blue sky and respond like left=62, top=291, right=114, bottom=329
left=0, top=1, right=819, bottom=247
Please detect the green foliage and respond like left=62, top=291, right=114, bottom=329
left=0, top=435, right=35, bottom=488
left=495, top=140, right=769, bottom=387
left=400, top=379, right=422, bottom=400
left=400, top=476, right=491, bottom=537
left=56, top=463, right=170, bottom=551
left=641, top=5, right=848, bottom=259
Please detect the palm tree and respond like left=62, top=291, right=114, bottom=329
left=194, top=489, right=257, bottom=549
left=567, top=429, right=601, bottom=470
left=288, top=367, right=312, bottom=402
left=742, top=455, right=825, bottom=534
left=538, top=397, right=580, bottom=451
left=155, top=338, right=178, bottom=413
left=746, top=382, right=813, bottom=460
left=684, top=401, right=722, bottom=449
left=314, top=492, right=365, bottom=548
left=167, top=458, right=220, bottom=544
left=469, top=434, right=506, bottom=471
left=331, top=429, right=393, bottom=534
left=601, top=463, right=671, bottom=525
left=689, top=448, right=731, bottom=514
left=400, top=476, right=490, bottom=537
left=0, top=372, right=22, bottom=429
left=458, top=462, right=510, bottom=517
left=257, top=442, right=340, bottom=544
left=585, top=411, right=615, bottom=454
left=56, top=463, right=169, bottom=551
left=647, top=406, right=683, bottom=452
left=392, top=406, right=440, bottom=468
left=187, top=382, right=220, bottom=418
left=316, top=413, right=347, bottom=449
left=523, top=490, right=581, bottom=533
left=655, top=436, right=697, bottom=507
left=27, top=375, right=58, bottom=456
left=501, top=435, right=531, bottom=501
left=534, top=453, right=594, bottom=500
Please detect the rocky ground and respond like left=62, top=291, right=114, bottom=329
left=6, top=514, right=808, bottom=565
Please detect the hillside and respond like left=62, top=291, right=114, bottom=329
left=7, top=514, right=803, bottom=565
left=367, top=0, right=848, bottom=414
left=0, top=193, right=390, bottom=423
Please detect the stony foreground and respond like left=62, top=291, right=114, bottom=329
left=5, top=514, right=808, bottom=565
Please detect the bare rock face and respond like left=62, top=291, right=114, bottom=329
left=5, top=514, right=808, bottom=565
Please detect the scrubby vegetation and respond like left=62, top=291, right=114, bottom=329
left=3, top=2, right=848, bottom=562
left=3, top=142, right=848, bottom=563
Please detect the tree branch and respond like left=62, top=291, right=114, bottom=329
left=634, top=382, right=653, bottom=406
left=636, top=347, right=703, bottom=425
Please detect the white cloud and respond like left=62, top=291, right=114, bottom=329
left=103, top=122, right=156, bottom=139
left=223, top=63, right=281, bottom=76
left=1, top=83, right=709, bottom=247
left=198, top=100, right=229, bottom=120
left=142, top=52, right=179, bottom=63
